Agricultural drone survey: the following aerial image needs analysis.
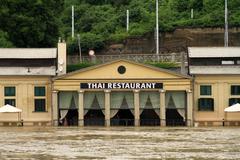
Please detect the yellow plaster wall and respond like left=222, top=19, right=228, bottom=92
left=0, top=76, right=52, bottom=122
left=54, top=60, right=191, bottom=92
left=62, top=61, right=182, bottom=80
left=194, top=75, right=240, bottom=122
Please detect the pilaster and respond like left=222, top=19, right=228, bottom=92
left=104, top=90, right=111, bottom=127
left=134, top=90, right=140, bottom=126
left=160, top=89, right=166, bottom=126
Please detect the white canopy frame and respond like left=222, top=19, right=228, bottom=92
left=0, top=104, right=22, bottom=124
left=224, top=103, right=240, bottom=123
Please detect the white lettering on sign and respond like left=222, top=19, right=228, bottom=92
left=81, top=83, right=162, bottom=89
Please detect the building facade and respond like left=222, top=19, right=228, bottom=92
left=52, top=60, right=192, bottom=127
left=189, top=47, right=240, bottom=126
left=0, top=42, right=66, bottom=126
left=0, top=45, right=239, bottom=126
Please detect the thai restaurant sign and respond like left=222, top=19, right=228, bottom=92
left=80, top=83, right=163, bottom=89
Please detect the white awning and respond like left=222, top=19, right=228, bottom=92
left=224, top=103, right=240, bottom=112
left=0, top=104, right=22, bottom=113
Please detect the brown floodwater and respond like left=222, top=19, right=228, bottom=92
left=0, top=127, right=239, bottom=160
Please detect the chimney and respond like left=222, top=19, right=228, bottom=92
left=57, top=39, right=66, bottom=75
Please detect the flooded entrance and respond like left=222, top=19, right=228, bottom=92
left=0, top=127, right=240, bottom=159
left=64, top=109, right=78, bottom=126
left=58, top=91, right=79, bottom=126
left=110, top=92, right=134, bottom=126
left=140, top=109, right=160, bottom=126
left=166, top=108, right=185, bottom=126
left=111, top=109, right=134, bottom=126
left=84, top=109, right=105, bottom=126
left=166, top=91, right=186, bottom=126
left=140, top=91, right=160, bottom=126
left=84, top=92, right=105, bottom=126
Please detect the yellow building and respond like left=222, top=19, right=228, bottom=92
left=0, top=41, right=66, bottom=126
left=0, top=44, right=239, bottom=127
left=52, top=59, right=192, bottom=127
left=189, top=47, right=240, bottom=126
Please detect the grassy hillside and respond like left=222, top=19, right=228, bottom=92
left=62, top=0, right=240, bottom=54
left=1, top=0, right=240, bottom=51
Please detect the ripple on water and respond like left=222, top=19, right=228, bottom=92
left=0, top=127, right=239, bottom=159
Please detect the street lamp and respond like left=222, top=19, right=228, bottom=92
left=156, top=0, right=159, bottom=62
left=77, top=34, right=82, bottom=63
left=224, top=0, right=228, bottom=47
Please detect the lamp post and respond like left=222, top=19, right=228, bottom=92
left=72, top=5, right=74, bottom=38
left=126, top=10, right=129, bottom=32
left=156, top=0, right=159, bottom=62
left=77, top=34, right=82, bottom=63
left=224, top=0, right=228, bottom=47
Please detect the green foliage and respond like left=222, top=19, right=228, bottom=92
left=109, top=31, right=129, bottom=43
left=145, top=61, right=179, bottom=69
left=67, top=61, right=179, bottom=72
left=67, top=32, right=105, bottom=54
left=67, top=62, right=96, bottom=72
left=62, top=0, right=240, bottom=54
left=1, top=0, right=240, bottom=50
left=0, top=30, right=14, bottom=47
left=0, top=0, right=64, bottom=47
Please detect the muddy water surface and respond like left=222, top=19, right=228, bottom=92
left=0, top=127, right=239, bottom=160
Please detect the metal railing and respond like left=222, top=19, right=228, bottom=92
left=67, top=53, right=187, bottom=64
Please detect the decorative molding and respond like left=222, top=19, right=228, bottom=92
left=78, top=90, right=85, bottom=93
left=104, top=89, right=111, bottom=93
left=159, top=89, right=165, bottom=93
left=52, top=90, right=58, bottom=93
left=133, top=89, right=140, bottom=93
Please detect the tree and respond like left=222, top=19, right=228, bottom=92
left=0, top=30, right=14, bottom=47
left=0, top=0, right=64, bottom=47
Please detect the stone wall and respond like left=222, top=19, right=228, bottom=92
left=100, top=27, right=240, bottom=55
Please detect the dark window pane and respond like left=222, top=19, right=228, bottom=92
left=5, top=99, right=16, bottom=106
left=34, top=99, right=46, bottom=112
left=231, top=86, right=240, bottom=95
left=4, top=87, right=15, bottom=96
left=229, top=98, right=240, bottom=106
left=34, top=87, right=45, bottom=96
left=200, top=85, right=211, bottom=95
left=198, top=98, right=214, bottom=111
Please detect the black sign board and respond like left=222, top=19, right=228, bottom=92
left=80, top=83, right=163, bottom=89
